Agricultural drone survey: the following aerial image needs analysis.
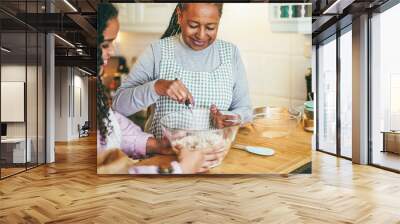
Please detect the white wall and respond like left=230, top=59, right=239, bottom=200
left=74, top=74, right=89, bottom=123
left=55, top=67, right=69, bottom=141
left=1, top=64, right=46, bottom=163
left=1, top=65, right=37, bottom=138
left=1, top=66, right=26, bottom=142
left=54, top=67, right=89, bottom=141
left=218, top=4, right=311, bottom=108
left=116, top=32, right=161, bottom=68
left=116, top=3, right=311, bottom=109
left=72, top=73, right=89, bottom=138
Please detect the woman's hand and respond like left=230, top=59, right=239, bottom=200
left=210, top=105, right=241, bottom=129
left=154, top=79, right=194, bottom=105
left=176, top=145, right=207, bottom=174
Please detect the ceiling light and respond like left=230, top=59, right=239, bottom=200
left=78, top=67, right=92, bottom=76
left=323, top=0, right=354, bottom=15
left=54, top=34, right=75, bottom=48
left=63, top=0, right=78, bottom=12
left=76, top=49, right=84, bottom=55
left=1, top=47, right=11, bottom=53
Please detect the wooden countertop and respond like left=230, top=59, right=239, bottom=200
left=136, top=118, right=312, bottom=174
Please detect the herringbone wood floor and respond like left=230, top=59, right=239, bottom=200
left=0, top=135, right=399, bottom=224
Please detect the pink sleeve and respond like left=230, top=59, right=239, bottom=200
left=96, top=131, right=106, bottom=153
left=97, top=131, right=106, bottom=154
left=114, top=111, right=153, bottom=159
left=128, top=161, right=183, bottom=174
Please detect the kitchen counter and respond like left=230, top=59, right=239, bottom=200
left=136, top=119, right=312, bottom=174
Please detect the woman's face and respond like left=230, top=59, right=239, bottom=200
left=177, top=3, right=221, bottom=51
left=101, top=17, right=120, bottom=66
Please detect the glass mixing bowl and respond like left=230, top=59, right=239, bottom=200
left=252, top=106, right=301, bottom=138
left=160, top=109, right=240, bottom=168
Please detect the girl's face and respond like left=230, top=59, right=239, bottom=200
left=101, top=17, right=120, bottom=66
left=177, top=3, right=221, bottom=51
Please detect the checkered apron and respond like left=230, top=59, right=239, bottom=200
left=149, top=36, right=234, bottom=139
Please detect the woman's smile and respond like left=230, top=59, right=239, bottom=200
left=191, top=38, right=207, bottom=47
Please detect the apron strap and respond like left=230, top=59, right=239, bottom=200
left=217, top=40, right=233, bottom=65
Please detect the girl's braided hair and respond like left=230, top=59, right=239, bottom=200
left=97, top=3, right=118, bottom=143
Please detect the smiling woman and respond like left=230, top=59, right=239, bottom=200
left=113, top=3, right=253, bottom=140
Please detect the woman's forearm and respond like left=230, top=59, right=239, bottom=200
left=113, top=80, right=160, bottom=116
left=112, top=44, right=160, bottom=116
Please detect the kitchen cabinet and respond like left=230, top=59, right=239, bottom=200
left=115, top=3, right=176, bottom=33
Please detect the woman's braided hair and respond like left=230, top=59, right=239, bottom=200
left=161, top=3, right=223, bottom=39
left=97, top=3, right=118, bottom=143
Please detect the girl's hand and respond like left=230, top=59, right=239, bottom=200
left=200, top=141, right=227, bottom=169
left=154, top=79, right=194, bottom=105
left=176, top=145, right=207, bottom=174
left=146, top=137, right=174, bottom=155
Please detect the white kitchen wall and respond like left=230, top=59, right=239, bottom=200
left=116, top=3, right=311, bottom=109
left=115, top=32, right=161, bottom=68
left=218, top=4, right=311, bottom=108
